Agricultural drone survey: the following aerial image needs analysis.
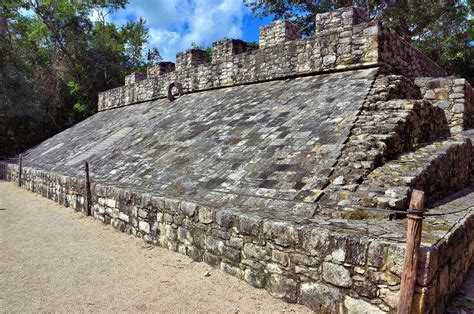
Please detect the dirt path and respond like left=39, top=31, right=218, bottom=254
left=0, top=181, right=309, bottom=313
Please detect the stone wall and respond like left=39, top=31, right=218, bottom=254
left=259, top=21, right=300, bottom=48
left=98, top=6, right=447, bottom=111
left=415, top=77, right=474, bottom=134
left=124, top=72, right=146, bottom=85
left=315, top=6, right=368, bottom=34
left=2, top=163, right=472, bottom=313
left=147, top=62, right=175, bottom=79
left=415, top=199, right=474, bottom=313
left=378, top=27, right=447, bottom=79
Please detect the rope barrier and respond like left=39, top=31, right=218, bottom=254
left=330, top=204, right=473, bottom=217
left=2, top=159, right=472, bottom=218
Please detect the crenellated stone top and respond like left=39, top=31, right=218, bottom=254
left=99, top=6, right=447, bottom=111
left=259, top=20, right=301, bottom=48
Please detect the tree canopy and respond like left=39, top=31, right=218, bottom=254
left=245, top=0, right=473, bottom=84
left=1, top=0, right=161, bottom=157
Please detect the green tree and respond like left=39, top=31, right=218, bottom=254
left=244, top=0, right=473, bottom=83
left=0, top=0, right=161, bottom=157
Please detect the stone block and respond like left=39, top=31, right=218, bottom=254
left=315, top=6, right=368, bottom=34
left=146, top=62, right=175, bottom=78
left=263, top=220, right=300, bottom=247
left=203, top=252, right=221, bottom=267
left=322, top=262, right=352, bottom=288
left=176, top=49, right=208, bottom=70
left=205, top=236, right=225, bottom=255
left=212, top=39, right=247, bottom=61
left=124, top=72, right=146, bottom=85
left=177, top=226, right=192, bottom=245
left=220, top=262, right=243, bottom=279
left=299, top=281, right=341, bottom=312
left=259, top=20, right=300, bottom=48
left=343, top=296, right=384, bottom=314
left=186, top=246, right=204, bottom=261
left=302, top=227, right=333, bottom=257
left=118, top=212, right=130, bottom=223
left=386, top=243, right=405, bottom=277
left=271, top=250, right=289, bottom=266
left=138, top=221, right=150, bottom=233
left=243, top=243, right=271, bottom=261
left=215, top=209, right=234, bottom=228
left=267, top=274, right=298, bottom=302
left=179, top=201, right=196, bottom=217
left=235, top=214, right=262, bottom=236
left=244, top=268, right=267, bottom=288
left=198, top=206, right=214, bottom=224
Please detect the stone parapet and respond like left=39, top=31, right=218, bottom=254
left=211, top=39, right=247, bottom=61
left=99, top=9, right=448, bottom=111
left=176, top=49, right=208, bottom=71
left=259, top=20, right=300, bottom=48
left=147, top=62, right=175, bottom=78
left=315, top=6, right=368, bottom=34
left=124, top=72, right=146, bottom=85
left=98, top=19, right=381, bottom=111
left=378, top=27, right=447, bottom=79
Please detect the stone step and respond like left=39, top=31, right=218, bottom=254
left=355, top=138, right=472, bottom=213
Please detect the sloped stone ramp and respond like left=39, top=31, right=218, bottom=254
left=21, top=68, right=377, bottom=213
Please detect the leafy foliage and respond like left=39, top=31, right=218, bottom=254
left=1, top=0, right=161, bottom=157
left=244, top=0, right=473, bottom=83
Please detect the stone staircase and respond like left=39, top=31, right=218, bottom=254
left=322, top=73, right=473, bottom=216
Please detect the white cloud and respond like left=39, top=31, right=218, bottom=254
left=111, top=0, right=247, bottom=61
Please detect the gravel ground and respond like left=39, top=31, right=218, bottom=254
left=0, top=181, right=309, bottom=313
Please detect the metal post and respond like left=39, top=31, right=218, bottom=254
left=84, top=161, right=91, bottom=216
left=398, top=189, right=425, bottom=314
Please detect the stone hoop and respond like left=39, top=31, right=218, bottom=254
left=167, top=82, right=183, bottom=101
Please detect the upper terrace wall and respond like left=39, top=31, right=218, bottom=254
left=98, top=6, right=447, bottom=111
left=416, top=77, right=474, bottom=134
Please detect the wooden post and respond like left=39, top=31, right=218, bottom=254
left=18, top=154, right=22, bottom=187
left=84, top=161, right=91, bottom=216
left=398, top=189, right=426, bottom=314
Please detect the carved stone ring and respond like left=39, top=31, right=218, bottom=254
left=167, top=82, right=183, bottom=101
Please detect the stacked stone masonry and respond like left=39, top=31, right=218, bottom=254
left=1, top=164, right=473, bottom=313
left=416, top=77, right=474, bottom=134
left=2, top=5, right=474, bottom=313
left=98, top=6, right=446, bottom=111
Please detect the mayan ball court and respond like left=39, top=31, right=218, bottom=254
left=1, top=6, right=473, bottom=313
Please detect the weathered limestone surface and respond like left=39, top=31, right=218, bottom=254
left=2, top=5, right=473, bottom=313
left=18, top=69, right=378, bottom=211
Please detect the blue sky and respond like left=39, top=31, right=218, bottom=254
left=107, top=0, right=274, bottom=62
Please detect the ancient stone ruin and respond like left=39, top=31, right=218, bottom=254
left=1, top=6, right=473, bottom=313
